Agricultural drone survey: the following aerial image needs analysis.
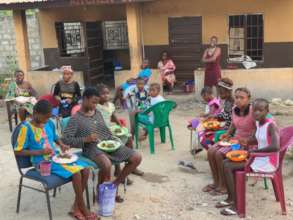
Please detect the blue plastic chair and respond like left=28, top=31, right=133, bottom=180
left=11, top=123, right=90, bottom=220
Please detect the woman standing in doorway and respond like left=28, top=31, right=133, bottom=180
left=202, top=36, right=222, bottom=87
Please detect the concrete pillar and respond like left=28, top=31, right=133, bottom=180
left=126, top=3, right=142, bottom=74
left=13, top=10, right=31, bottom=74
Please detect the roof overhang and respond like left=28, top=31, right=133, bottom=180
left=0, top=0, right=155, bottom=10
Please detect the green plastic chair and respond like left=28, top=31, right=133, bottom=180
left=134, top=100, right=176, bottom=154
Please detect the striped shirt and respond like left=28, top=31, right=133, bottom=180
left=62, top=110, right=134, bottom=162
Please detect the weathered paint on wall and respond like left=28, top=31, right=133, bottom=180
left=38, top=5, right=126, bottom=48
left=142, top=0, right=293, bottom=45
left=27, top=70, right=84, bottom=96
left=126, top=3, right=142, bottom=73
left=194, top=68, right=293, bottom=100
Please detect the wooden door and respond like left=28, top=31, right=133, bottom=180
left=85, top=22, right=104, bottom=86
left=168, top=17, right=202, bottom=82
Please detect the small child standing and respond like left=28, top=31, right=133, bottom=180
left=126, top=78, right=150, bottom=135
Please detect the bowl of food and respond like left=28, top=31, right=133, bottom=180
left=97, top=140, right=121, bottom=153
left=203, top=120, right=221, bottom=131
left=226, top=150, right=248, bottom=162
left=110, top=125, right=129, bottom=137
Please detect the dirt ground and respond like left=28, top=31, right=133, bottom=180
left=0, top=94, right=293, bottom=220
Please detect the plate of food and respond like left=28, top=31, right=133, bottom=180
left=110, top=125, right=129, bottom=137
left=226, top=150, right=248, bottom=162
left=218, top=139, right=238, bottom=147
left=218, top=141, right=232, bottom=147
left=97, top=140, right=121, bottom=153
left=202, top=120, right=221, bottom=131
left=52, top=153, right=78, bottom=164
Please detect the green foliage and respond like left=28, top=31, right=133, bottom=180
left=0, top=56, right=17, bottom=99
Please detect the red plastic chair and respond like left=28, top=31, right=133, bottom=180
left=235, top=126, right=293, bottom=218
left=38, top=94, right=59, bottom=108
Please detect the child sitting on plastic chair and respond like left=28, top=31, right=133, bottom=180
left=188, top=87, right=221, bottom=155
left=96, top=84, right=144, bottom=179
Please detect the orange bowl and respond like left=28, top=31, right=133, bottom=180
left=226, top=150, right=248, bottom=162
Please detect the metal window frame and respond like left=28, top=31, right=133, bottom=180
left=227, top=13, right=264, bottom=63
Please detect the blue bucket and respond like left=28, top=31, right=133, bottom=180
left=97, top=182, right=117, bottom=217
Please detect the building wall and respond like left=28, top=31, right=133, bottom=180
left=38, top=5, right=128, bottom=73
left=194, top=68, right=293, bottom=100
left=0, top=11, right=43, bottom=74
left=39, top=5, right=126, bottom=48
left=141, top=0, right=293, bottom=68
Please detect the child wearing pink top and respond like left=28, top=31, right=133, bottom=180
left=205, top=88, right=255, bottom=196
left=218, top=98, right=279, bottom=216
left=188, top=87, right=220, bottom=129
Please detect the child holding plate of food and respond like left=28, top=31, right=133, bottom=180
left=96, top=84, right=144, bottom=177
left=13, top=100, right=97, bottom=220
left=218, top=98, right=279, bottom=216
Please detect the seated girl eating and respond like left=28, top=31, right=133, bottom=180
left=203, top=87, right=255, bottom=196
left=13, top=100, right=97, bottom=220
left=96, top=83, right=144, bottom=177
left=198, top=78, right=234, bottom=151
left=188, top=86, right=220, bottom=154
left=219, top=98, right=279, bottom=216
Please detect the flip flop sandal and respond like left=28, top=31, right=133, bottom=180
left=190, top=148, right=203, bottom=155
left=202, top=184, right=216, bottom=192
left=85, top=212, right=100, bottom=220
left=69, top=209, right=86, bottom=220
left=209, top=189, right=227, bottom=196
left=185, top=162, right=196, bottom=170
left=220, top=208, right=237, bottom=216
left=215, top=201, right=233, bottom=208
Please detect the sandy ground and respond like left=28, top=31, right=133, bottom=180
left=0, top=94, right=293, bottom=220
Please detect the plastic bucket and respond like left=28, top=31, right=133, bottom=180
left=97, top=182, right=117, bottom=217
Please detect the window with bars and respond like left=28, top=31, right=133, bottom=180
left=228, top=14, right=264, bottom=61
left=55, top=22, right=86, bottom=57
left=102, top=21, right=129, bottom=50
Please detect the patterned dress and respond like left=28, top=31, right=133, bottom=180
left=14, top=120, right=89, bottom=179
left=6, top=81, right=37, bottom=114
left=62, top=110, right=134, bottom=163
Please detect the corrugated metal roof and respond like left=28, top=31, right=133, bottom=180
left=0, top=0, right=49, bottom=3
